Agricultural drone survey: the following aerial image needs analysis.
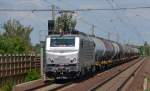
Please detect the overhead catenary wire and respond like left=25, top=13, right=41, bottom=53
left=44, top=1, right=147, bottom=43
left=1, top=6, right=150, bottom=12
left=110, top=0, right=145, bottom=44
left=0, top=1, right=148, bottom=44
left=0, top=3, right=147, bottom=40
left=44, top=1, right=113, bottom=36
left=47, top=0, right=146, bottom=44
left=55, top=0, right=117, bottom=36
left=78, top=17, right=107, bottom=35
left=104, top=0, right=124, bottom=42
left=109, top=0, right=139, bottom=44
left=101, top=0, right=144, bottom=44
left=75, top=13, right=117, bottom=39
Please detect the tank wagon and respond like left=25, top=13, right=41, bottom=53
left=44, top=31, right=139, bottom=79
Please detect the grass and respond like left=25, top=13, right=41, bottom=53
left=148, top=77, right=150, bottom=82
left=145, top=89, right=150, bottom=91
left=0, top=80, right=14, bottom=91
left=25, top=69, right=41, bottom=82
left=145, top=77, right=150, bottom=91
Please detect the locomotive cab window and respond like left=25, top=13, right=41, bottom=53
left=50, top=36, right=75, bottom=47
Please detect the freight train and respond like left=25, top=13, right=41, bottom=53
left=44, top=31, right=139, bottom=79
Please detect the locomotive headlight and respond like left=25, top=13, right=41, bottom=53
left=70, top=58, right=77, bottom=63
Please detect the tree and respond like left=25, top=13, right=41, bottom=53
left=3, top=19, right=32, bottom=44
left=54, top=12, right=76, bottom=32
left=144, top=41, right=150, bottom=56
left=0, top=19, right=33, bottom=54
left=139, top=41, right=150, bottom=56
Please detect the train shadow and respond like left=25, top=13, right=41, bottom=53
left=74, top=69, right=108, bottom=83
left=54, top=79, right=72, bottom=84
left=53, top=67, right=116, bottom=84
left=54, top=68, right=109, bottom=84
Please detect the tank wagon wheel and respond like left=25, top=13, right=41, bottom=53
left=75, top=69, right=85, bottom=79
left=91, top=66, right=96, bottom=73
left=87, top=66, right=95, bottom=77
left=74, top=71, right=83, bottom=80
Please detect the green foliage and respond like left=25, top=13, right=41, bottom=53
left=0, top=80, right=14, bottom=91
left=55, top=13, right=76, bottom=32
left=148, top=77, right=150, bottom=82
left=0, top=19, right=32, bottom=54
left=25, top=69, right=40, bottom=81
left=145, top=89, right=150, bottom=91
left=32, top=44, right=41, bottom=54
left=3, top=19, right=32, bottom=42
left=139, top=41, right=150, bottom=56
left=0, top=36, right=31, bottom=54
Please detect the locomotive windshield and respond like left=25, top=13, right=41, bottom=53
left=50, top=36, right=75, bottom=47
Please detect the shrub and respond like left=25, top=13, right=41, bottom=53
left=145, top=89, right=150, bottom=91
left=25, top=69, right=40, bottom=81
left=0, top=80, right=14, bottom=91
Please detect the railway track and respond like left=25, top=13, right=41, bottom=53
left=31, top=58, right=143, bottom=91
left=90, top=57, right=145, bottom=91
left=14, top=57, right=143, bottom=91
left=34, top=81, right=73, bottom=91
left=51, top=58, right=144, bottom=91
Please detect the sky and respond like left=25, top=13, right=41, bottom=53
left=0, top=0, right=150, bottom=46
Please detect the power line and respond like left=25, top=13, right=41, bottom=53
left=112, top=0, right=145, bottom=43
left=104, top=0, right=126, bottom=42
left=51, top=1, right=113, bottom=36
left=55, top=1, right=108, bottom=35
left=48, top=1, right=125, bottom=38
left=105, top=0, right=145, bottom=44
left=0, top=2, right=147, bottom=44
left=1, top=6, right=150, bottom=12
left=78, top=17, right=109, bottom=34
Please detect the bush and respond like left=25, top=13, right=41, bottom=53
left=0, top=19, right=33, bottom=54
left=25, top=69, right=40, bottom=81
left=0, top=36, right=31, bottom=54
left=148, top=77, right=150, bottom=82
left=145, top=89, right=150, bottom=91
left=0, top=80, right=14, bottom=91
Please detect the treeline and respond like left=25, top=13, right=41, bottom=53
left=139, top=42, right=150, bottom=56
left=0, top=19, right=40, bottom=91
left=0, top=19, right=39, bottom=54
